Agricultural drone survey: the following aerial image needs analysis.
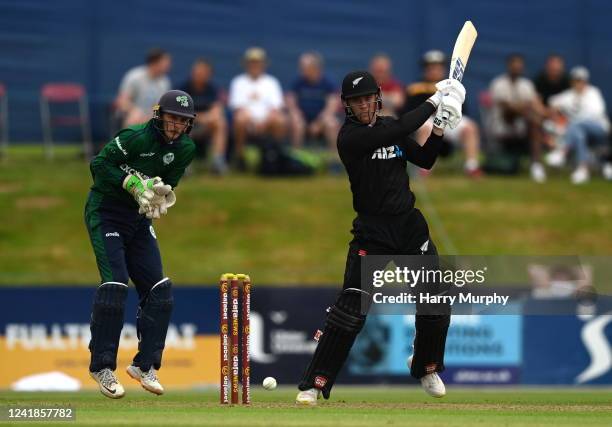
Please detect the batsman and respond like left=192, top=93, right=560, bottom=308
left=84, top=90, right=196, bottom=398
left=296, top=71, right=465, bottom=405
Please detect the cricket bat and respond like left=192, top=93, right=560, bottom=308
left=448, top=20, right=478, bottom=82
left=441, top=20, right=477, bottom=122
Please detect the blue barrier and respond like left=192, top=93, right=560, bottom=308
left=0, top=286, right=610, bottom=386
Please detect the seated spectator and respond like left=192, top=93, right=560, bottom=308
left=534, top=54, right=570, bottom=106
left=116, top=48, right=171, bottom=126
left=369, top=53, right=404, bottom=117
left=528, top=263, right=592, bottom=299
left=228, top=47, right=287, bottom=166
left=490, top=53, right=547, bottom=182
left=286, top=51, right=339, bottom=152
left=403, top=50, right=482, bottom=177
left=180, top=58, right=228, bottom=175
left=545, top=66, right=610, bottom=184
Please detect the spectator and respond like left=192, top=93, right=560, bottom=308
left=286, top=51, right=339, bottom=152
left=116, top=48, right=171, bottom=127
left=528, top=264, right=592, bottom=299
left=545, top=66, right=610, bottom=184
left=534, top=54, right=570, bottom=105
left=180, top=58, right=228, bottom=175
left=403, top=50, right=482, bottom=177
left=490, top=53, right=547, bottom=182
left=228, top=47, right=287, bottom=166
left=369, top=53, right=404, bottom=117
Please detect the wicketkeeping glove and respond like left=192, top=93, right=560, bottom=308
left=122, top=174, right=156, bottom=211
left=137, top=178, right=177, bottom=219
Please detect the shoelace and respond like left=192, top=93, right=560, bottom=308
left=142, top=369, right=158, bottom=382
left=100, top=369, right=118, bottom=387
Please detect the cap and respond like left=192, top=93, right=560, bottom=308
left=570, top=66, right=590, bottom=81
left=244, top=47, right=267, bottom=62
left=422, top=50, right=447, bottom=66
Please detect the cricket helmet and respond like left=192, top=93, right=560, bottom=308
left=153, top=89, right=196, bottom=138
left=340, top=70, right=382, bottom=124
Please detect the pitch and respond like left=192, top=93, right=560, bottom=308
left=1, top=387, right=610, bottom=426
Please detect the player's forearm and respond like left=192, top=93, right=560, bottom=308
left=401, top=132, right=444, bottom=170
left=115, top=93, right=133, bottom=112
left=398, top=101, right=437, bottom=133
left=323, top=95, right=340, bottom=115
left=90, top=156, right=128, bottom=188
left=340, top=102, right=436, bottom=155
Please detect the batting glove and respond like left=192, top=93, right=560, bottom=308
left=434, top=79, right=466, bottom=129
left=436, top=79, right=466, bottom=104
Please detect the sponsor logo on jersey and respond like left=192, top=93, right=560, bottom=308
left=114, top=137, right=127, bottom=155
left=163, top=153, right=175, bottom=165
left=139, top=152, right=155, bottom=157
left=119, top=164, right=151, bottom=180
left=105, top=232, right=120, bottom=237
left=371, top=145, right=403, bottom=160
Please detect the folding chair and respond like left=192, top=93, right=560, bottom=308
left=0, top=84, right=7, bottom=157
left=40, top=83, right=93, bottom=159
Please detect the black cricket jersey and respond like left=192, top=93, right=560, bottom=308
left=337, top=102, right=443, bottom=216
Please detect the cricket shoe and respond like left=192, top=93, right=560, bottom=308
left=545, top=148, right=566, bottom=168
left=571, top=166, right=590, bottom=185
left=296, top=388, right=321, bottom=406
left=530, top=162, right=546, bottom=183
left=602, top=163, right=612, bottom=180
left=407, top=356, right=446, bottom=398
left=90, top=368, right=125, bottom=399
left=126, top=365, right=164, bottom=395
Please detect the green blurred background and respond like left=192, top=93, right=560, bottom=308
left=1, top=146, right=611, bottom=286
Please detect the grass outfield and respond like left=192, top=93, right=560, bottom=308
left=1, top=387, right=611, bottom=426
left=1, top=146, right=611, bottom=286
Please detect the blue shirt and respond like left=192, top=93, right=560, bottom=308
left=180, top=81, right=219, bottom=112
left=290, top=76, right=336, bottom=122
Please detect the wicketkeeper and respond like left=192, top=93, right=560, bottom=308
left=85, top=90, right=196, bottom=398
left=296, top=71, right=465, bottom=405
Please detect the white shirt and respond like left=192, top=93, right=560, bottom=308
left=549, top=85, right=610, bottom=132
left=119, top=65, right=171, bottom=113
left=228, top=73, right=284, bottom=123
left=489, top=74, right=537, bottom=137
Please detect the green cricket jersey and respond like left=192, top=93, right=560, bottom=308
left=89, top=120, right=196, bottom=209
